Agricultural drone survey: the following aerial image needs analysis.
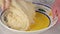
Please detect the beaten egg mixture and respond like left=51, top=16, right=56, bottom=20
left=27, top=12, right=50, bottom=31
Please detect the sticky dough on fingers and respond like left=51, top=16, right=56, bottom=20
left=5, top=0, right=11, bottom=9
left=0, top=0, right=11, bottom=11
left=0, top=0, right=4, bottom=9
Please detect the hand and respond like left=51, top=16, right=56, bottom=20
left=52, top=0, right=60, bottom=21
left=2, top=0, right=11, bottom=11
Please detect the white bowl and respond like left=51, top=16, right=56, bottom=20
left=0, top=5, right=58, bottom=34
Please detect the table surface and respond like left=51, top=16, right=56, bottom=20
left=41, top=22, right=60, bottom=34
left=0, top=22, right=60, bottom=34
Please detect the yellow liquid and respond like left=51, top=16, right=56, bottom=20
left=27, top=12, right=50, bottom=31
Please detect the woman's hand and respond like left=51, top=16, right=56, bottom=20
left=52, top=0, right=60, bottom=21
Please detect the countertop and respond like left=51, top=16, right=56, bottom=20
left=0, top=22, right=60, bottom=34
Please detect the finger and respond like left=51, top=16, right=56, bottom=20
left=56, top=7, right=60, bottom=21
left=52, top=5, right=57, bottom=19
left=5, top=0, right=11, bottom=9
left=2, top=0, right=11, bottom=11
left=2, top=0, right=5, bottom=11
